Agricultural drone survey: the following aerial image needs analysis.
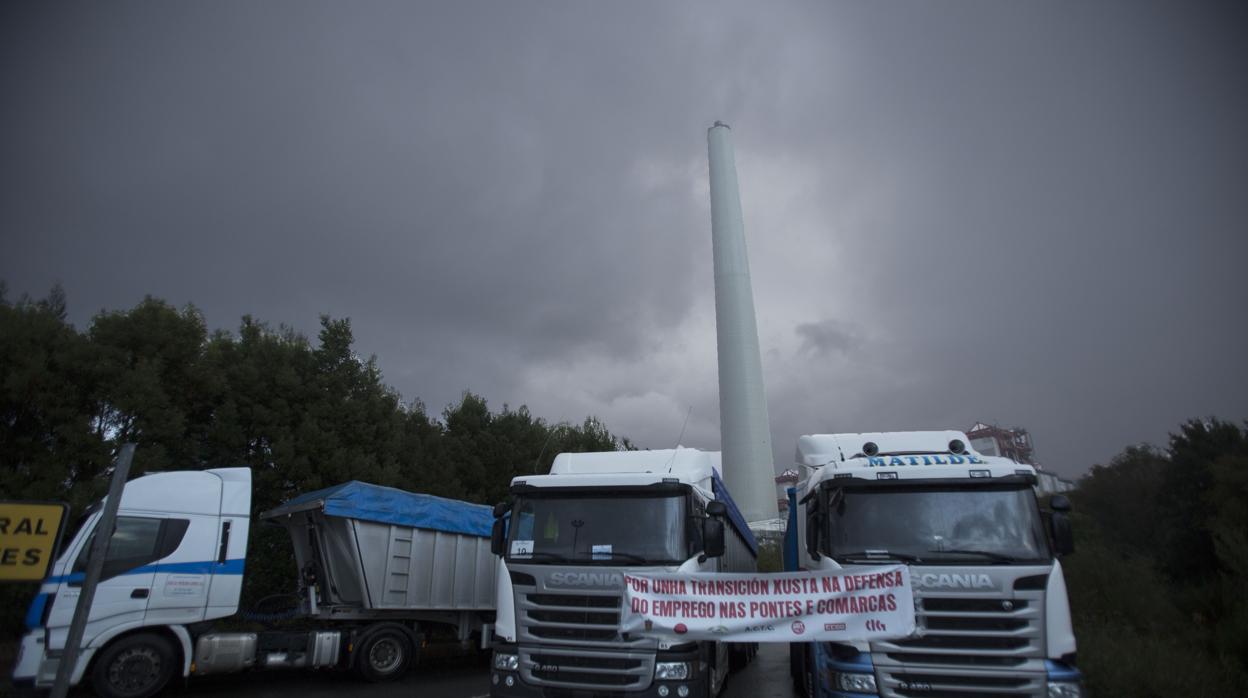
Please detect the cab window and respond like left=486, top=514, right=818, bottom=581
left=72, top=517, right=190, bottom=581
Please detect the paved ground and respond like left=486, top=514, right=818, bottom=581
left=172, top=646, right=492, bottom=698
left=19, top=642, right=797, bottom=698
left=163, top=642, right=796, bottom=698
left=723, top=642, right=795, bottom=698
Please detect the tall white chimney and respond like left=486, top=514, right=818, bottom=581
left=707, top=122, right=778, bottom=523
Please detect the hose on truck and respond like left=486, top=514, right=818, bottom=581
left=241, top=594, right=301, bottom=624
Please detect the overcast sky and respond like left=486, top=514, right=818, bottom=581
left=3, top=1, right=1245, bottom=479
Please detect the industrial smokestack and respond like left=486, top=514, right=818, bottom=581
left=707, top=122, right=778, bottom=523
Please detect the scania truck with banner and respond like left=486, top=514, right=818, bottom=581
left=489, top=447, right=757, bottom=697
left=12, top=468, right=496, bottom=697
left=783, top=431, right=1083, bottom=698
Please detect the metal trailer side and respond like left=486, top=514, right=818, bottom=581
left=260, top=481, right=496, bottom=639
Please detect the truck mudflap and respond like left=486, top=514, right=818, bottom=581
left=490, top=643, right=709, bottom=698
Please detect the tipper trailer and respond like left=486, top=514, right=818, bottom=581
left=12, top=468, right=496, bottom=697
left=489, top=447, right=758, bottom=698
left=783, top=431, right=1083, bottom=698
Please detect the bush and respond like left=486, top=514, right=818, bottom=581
left=1064, top=421, right=1248, bottom=695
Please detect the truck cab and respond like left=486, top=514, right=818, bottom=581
left=12, top=467, right=251, bottom=697
left=784, top=432, right=1083, bottom=697
left=489, top=448, right=756, bottom=698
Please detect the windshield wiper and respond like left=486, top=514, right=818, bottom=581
left=582, top=551, right=650, bottom=564
left=833, top=550, right=923, bottom=563
left=509, top=551, right=570, bottom=563
left=929, top=548, right=1022, bottom=563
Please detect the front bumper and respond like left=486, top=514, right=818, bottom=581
left=490, top=644, right=708, bottom=698
left=11, top=632, right=43, bottom=682
left=811, top=643, right=1084, bottom=697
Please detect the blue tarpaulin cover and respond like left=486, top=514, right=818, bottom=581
left=266, top=481, right=494, bottom=538
left=712, top=470, right=759, bottom=556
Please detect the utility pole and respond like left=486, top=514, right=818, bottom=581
left=50, top=443, right=135, bottom=698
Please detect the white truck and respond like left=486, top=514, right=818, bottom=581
left=488, top=447, right=757, bottom=698
left=12, top=468, right=496, bottom=697
left=784, top=431, right=1083, bottom=697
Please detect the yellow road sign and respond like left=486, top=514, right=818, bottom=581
left=0, top=502, right=68, bottom=582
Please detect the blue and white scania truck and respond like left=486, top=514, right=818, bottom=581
left=488, top=447, right=757, bottom=698
left=12, top=467, right=496, bottom=697
left=784, top=431, right=1083, bottom=698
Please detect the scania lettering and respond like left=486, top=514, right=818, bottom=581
left=784, top=431, right=1084, bottom=697
left=490, top=448, right=758, bottom=697
left=911, top=573, right=995, bottom=590
left=12, top=470, right=495, bottom=697
left=548, top=571, right=623, bottom=587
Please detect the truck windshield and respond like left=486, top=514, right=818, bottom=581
left=508, top=493, right=687, bottom=565
left=825, top=485, right=1050, bottom=564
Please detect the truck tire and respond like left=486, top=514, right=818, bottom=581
left=709, top=642, right=727, bottom=697
left=89, top=632, right=176, bottom=698
left=355, top=627, right=414, bottom=682
left=802, top=644, right=815, bottom=698
left=729, top=642, right=749, bottom=671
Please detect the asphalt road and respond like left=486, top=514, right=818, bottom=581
left=149, top=642, right=797, bottom=698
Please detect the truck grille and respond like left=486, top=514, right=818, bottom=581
left=518, top=646, right=654, bottom=691
left=872, top=585, right=1047, bottom=698
left=522, top=592, right=623, bottom=643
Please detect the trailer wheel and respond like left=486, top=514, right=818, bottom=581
left=356, top=627, right=413, bottom=682
left=90, top=633, right=176, bottom=698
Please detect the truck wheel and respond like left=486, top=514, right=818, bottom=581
left=355, top=627, right=413, bottom=682
left=790, top=644, right=804, bottom=690
left=801, top=645, right=815, bottom=698
left=90, top=633, right=176, bottom=698
left=729, top=643, right=747, bottom=671
left=709, top=643, right=727, bottom=697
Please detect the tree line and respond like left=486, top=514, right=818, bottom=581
left=0, top=284, right=628, bottom=634
left=5, top=283, right=1247, bottom=692
left=1063, top=418, right=1248, bottom=696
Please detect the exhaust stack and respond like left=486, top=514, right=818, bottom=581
left=707, top=122, right=778, bottom=523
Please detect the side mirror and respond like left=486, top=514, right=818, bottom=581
left=493, top=501, right=510, bottom=518
left=701, top=517, right=725, bottom=561
left=706, top=501, right=727, bottom=518
left=1049, top=512, right=1074, bottom=556
left=491, top=517, right=507, bottom=556
left=1049, top=495, right=1072, bottom=513
left=805, top=506, right=822, bottom=560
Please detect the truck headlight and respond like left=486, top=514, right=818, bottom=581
left=655, top=661, right=691, bottom=680
left=493, top=653, right=519, bottom=671
left=834, top=671, right=877, bottom=693
left=1048, top=681, right=1081, bottom=698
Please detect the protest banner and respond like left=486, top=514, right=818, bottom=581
left=621, top=565, right=915, bottom=642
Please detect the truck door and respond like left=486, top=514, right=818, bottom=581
left=145, top=513, right=216, bottom=624
left=44, top=515, right=189, bottom=651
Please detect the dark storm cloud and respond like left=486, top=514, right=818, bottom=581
left=3, top=1, right=1245, bottom=480
left=796, top=320, right=862, bottom=358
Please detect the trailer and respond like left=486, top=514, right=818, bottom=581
left=261, top=480, right=496, bottom=630
left=12, top=468, right=496, bottom=698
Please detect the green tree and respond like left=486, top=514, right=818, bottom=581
left=0, top=286, right=638, bottom=639
left=1072, top=444, right=1166, bottom=555
left=1207, top=449, right=1248, bottom=672
left=0, top=285, right=108, bottom=509
left=1157, top=419, right=1248, bottom=581
left=87, top=297, right=212, bottom=476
